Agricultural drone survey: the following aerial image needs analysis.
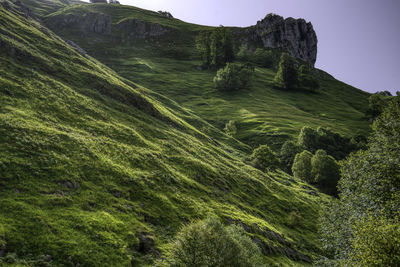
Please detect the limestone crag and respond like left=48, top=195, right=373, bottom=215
left=244, top=14, right=318, bottom=65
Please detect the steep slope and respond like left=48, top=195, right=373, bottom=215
left=42, top=3, right=371, bottom=150
left=0, top=1, right=328, bottom=266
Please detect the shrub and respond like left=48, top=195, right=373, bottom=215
left=214, top=63, right=254, bottom=91
left=273, top=53, right=298, bottom=90
left=365, top=94, right=385, bottom=120
left=170, top=217, right=262, bottom=267
left=236, top=45, right=251, bottom=62
left=292, top=150, right=313, bottom=182
left=250, top=144, right=280, bottom=172
left=310, top=149, right=340, bottom=195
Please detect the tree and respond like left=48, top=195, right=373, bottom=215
left=214, top=63, right=254, bottom=91
left=210, top=27, right=234, bottom=68
left=273, top=53, right=298, bottom=90
left=298, top=64, right=319, bottom=92
left=90, top=0, right=107, bottom=3
left=253, top=48, right=274, bottom=68
left=279, top=140, right=301, bottom=174
left=196, top=27, right=234, bottom=69
left=170, top=217, right=262, bottom=267
left=297, top=126, right=319, bottom=153
left=365, top=94, right=385, bottom=120
left=320, top=96, right=400, bottom=264
left=250, top=144, right=280, bottom=172
left=195, top=31, right=211, bottom=67
left=310, top=149, right=340, bottom=195
left=292, top=150, right=313, bottom=182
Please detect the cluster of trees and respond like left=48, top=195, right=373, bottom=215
left=237, top=46, right=280, bottom=68
left=320, top=95, right=400, bottom=265
left=273, top=53, right=319, bottom=92
left=195, top=27, right=234, bottom=69
left=292, top=149, right=340, bottom=195
left=213, top=63, right=254, bottom=91
left=169, top=217, right=263, bottom=267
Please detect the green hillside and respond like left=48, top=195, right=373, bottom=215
left=42, top=3, right=371, bottom=149
left=0, top=1, right=332, bottom=266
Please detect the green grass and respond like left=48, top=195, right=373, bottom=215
left=42, top=3, right=371, bottom=151
left=0, top=2, right=333, bottom=266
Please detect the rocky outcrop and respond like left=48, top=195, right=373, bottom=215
left=46, top=12, right=112, bottom=35
left=158, top=11, right=173, bottom=18
left=116, top=19, right=173, bottom=39
left=243, top=14, right=318, bottom=65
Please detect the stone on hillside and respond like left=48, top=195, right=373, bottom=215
left=158, top=11, right=173, bottom=18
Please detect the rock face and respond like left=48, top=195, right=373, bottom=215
left=116, top=19, right=173, bottom=39
left=245, top=14, right=318, bottom=65
left=47, top=12, right=112, bottom=35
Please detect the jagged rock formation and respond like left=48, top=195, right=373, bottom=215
left=158, top=11, right=173, bottom=18
left=243, top=14, right=318, bottom=65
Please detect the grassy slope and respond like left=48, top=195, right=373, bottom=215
left=0, top=2, right=329, bottom=266
left=43, top=3, right=371, bottom=150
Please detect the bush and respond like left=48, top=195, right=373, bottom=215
left=365, top=94, right=385, bottom=120
left=214, top=63, right=254, bottom=91
left=250, top=144, right=280, bottom=172
left=170, top=217, right=262, bottom=267
left=292, top=150, right=313, bottom=182
left=310, top=149, right=340, bottom=195
left=273, top=53, right=298, bottom=90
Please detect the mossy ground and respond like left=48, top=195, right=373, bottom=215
left=0, top=1, right=369, bottom=266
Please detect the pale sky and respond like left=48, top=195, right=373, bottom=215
left=82, top=0, right=400, bottom=95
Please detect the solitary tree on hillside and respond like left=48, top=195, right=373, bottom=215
left=310, top=149, right=340, bottom=195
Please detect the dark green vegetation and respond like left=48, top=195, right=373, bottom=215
left=170, top=217, right=263, bottom=267
left=213, top=63, right=254, bottom=91
left=320, top=96, right=400, bottom=266
left=0, top=1, right=332, bottom=266
left=0, top=0, right=382, bottom=266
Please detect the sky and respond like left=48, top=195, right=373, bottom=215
left=84, top=0, right=400, bottom=94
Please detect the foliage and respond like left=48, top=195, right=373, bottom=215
left=90, top=0, right=107, bottom=3
left=298, top=126, right=360, bottom=160
left=196, top=27, right=234, bottom=68
left=298, top=64, right=319, bottom=92
left=365, top=94, right=385, bottom=120
left=292, top=150, right=313, bottom=182
left=195, top=31, right=212, bottom=67
left=236, top=44, right=252, bottom=62
left=297, top=126, right=319, bottom=153
left=224, top=120, right=237, bottom=136
left=250, top=145, right=280, bottom=172
left=279, top=140, right=301, bottom=174
left=169, top=217, right=263, bottom=267
left=273, top=53, right=298, bottom=90
left=347, top=215, right=400, bottom=267
left=310, top=150, right=340, bottom=195
left=253, top=48, right=275, bottom=68
left=214, top=63, right=254, bottom=91
left=320, top=96, right=400, bottom=264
